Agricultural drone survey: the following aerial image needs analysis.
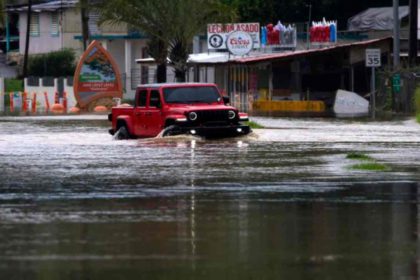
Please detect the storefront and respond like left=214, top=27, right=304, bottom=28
left=188, top=37, right=392, bottom=113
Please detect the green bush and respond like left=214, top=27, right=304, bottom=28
left=28, top=49, right=76, bottom=77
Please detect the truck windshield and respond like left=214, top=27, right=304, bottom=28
left=163, top=87, right=220, bottom=104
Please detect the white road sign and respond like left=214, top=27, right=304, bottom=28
left=365, top=49, right=381, bottom=67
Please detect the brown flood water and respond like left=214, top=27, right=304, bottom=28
left=0, top=115, right=420, bottom=280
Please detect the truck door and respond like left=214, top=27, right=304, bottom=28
left=134, top=89, right=148, bottom=136
left=145, top=90, right=164, bottom=137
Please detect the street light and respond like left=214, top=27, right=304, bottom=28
left=306, top=2, right=312, bottom=49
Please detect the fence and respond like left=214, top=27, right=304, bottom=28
left=0, top=77, right=77, bottom=114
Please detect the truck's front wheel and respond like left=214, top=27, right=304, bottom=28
left=162, top=125, right=181, bottom=137
left=115, top=125, right=130, bottom=140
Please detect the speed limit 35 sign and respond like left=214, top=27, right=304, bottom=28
left=365, top=49, right=381, bottom=67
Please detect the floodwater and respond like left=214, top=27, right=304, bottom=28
left=0, top=115, right=420, bottom=280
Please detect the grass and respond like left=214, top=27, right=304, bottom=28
left=350, top=163, right=388, bottom=171
left=415, top=87, right=420, bottom=123
left=346, top=152, right=390, bottom=172
left=346, top=152, right=373, bottom=161
left=247, top=121, right=264, bottom=129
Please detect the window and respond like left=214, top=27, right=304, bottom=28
left=51, top=13, right=59, bottom=36
left=163, top=86, right=220, bottom=104
left=30, top=13, right=40, bottom=37
left=149, top=90, right=161, bottom=108
left=137, top=90, right=147, bottom=107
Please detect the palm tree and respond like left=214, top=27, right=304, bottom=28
left=98, top=0, right=236, bottom=82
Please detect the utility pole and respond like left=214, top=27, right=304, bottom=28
left=306, top=3, right=312, bottom=49
left=393, top=0, right=400, bottom=70
left=23, top=0, right=32, bottom=78
left=408, top=0, right=418, bottom=67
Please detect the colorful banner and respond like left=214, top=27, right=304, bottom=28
left=261, top=21, right=297, bottom=49
left=73, top=40, right=122, bottom=108
left=310, top=19, right=337, bottom=45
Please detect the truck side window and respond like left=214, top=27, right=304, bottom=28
left=137, top=90, right=147, bottom=107
left=149, top=90, right=161, bottom=108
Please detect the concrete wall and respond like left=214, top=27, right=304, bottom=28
left=19, top=12, right=63, bottom=54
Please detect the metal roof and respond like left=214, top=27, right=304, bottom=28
left=7, top=0, right=78, bottom=12
left=188, top=37, right=391, bottom=65
left=348, top=6, right=410, bottom=31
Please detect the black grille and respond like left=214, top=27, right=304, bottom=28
left=195, top=110, right=230, bottom=122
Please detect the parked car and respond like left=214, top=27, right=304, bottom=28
left=108, top=83, right=251, bottom=139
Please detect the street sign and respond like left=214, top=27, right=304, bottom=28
left=365, top=49, right=381, bottom=67
left=392, top=74, right=401, bottom=93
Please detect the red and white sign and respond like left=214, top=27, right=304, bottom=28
left=207, top=23, right=260, bottom=50
left=226, top=31, right=253, bottom=56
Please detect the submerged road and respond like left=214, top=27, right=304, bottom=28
left=0, top=115, right=419, bottom=279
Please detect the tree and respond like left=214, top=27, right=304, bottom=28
left=98, top=0, right=235, bottom=82
left=79, top=0, right=90, bottom=51
left=0, top=0, right=5, bottom=28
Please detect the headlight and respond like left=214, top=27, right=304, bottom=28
left=228, top=110, right=236, bottom=120
left=189, top=112, right=198, bottom=121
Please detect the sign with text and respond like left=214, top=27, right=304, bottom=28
left=73, top=40, right=123, bottom=109
left=226, top=31, right=254, bottom=56
left=207, top=23, right=260, bottom=50
left=365, top=49, right=381, bottom=67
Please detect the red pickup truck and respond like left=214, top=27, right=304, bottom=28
left=108, top=83, right=250, bottom=139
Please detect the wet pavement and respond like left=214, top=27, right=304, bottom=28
left=0, top=115, right=420, bottom=279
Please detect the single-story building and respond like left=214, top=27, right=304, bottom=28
left=184, top=37, right=392, bottom=113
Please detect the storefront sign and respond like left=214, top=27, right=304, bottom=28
left=207, top=23, right=260, bottom=50
left=73, top=40, right=123, bottom=108
left=226, top=31, right=254, bottom=56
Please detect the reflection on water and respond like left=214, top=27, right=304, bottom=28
left=0, top=116, right=420, bottom=279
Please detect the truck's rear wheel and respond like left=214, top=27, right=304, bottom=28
left=115, top=125, right=130, bottom=140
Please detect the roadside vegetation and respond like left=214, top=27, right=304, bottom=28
left=28, top=49, right=76, bottom=77
left=415, top=87, right=420, bottom=124
left=247, top=121, right=264, bottom=129
left=346, top=152, right=390, bottom=172
left=4, top=79, right=23, bottom=107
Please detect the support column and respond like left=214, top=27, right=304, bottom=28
left=268, top=64, right=273, bottom=101
left=393, top=0, right=401, bottom=69
left=5, top=14, right=10, bottom=53
left=0, top=78, right=4, bottom=113
left=124, top=40, right=132, bottom=95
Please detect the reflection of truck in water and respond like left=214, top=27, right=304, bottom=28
left=108, top=83, right=251, bottom=139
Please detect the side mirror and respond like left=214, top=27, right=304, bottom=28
left=223, top=96, right=230, bottom=104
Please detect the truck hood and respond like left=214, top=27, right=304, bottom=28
left=166, top=104, right=237, bottom=114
